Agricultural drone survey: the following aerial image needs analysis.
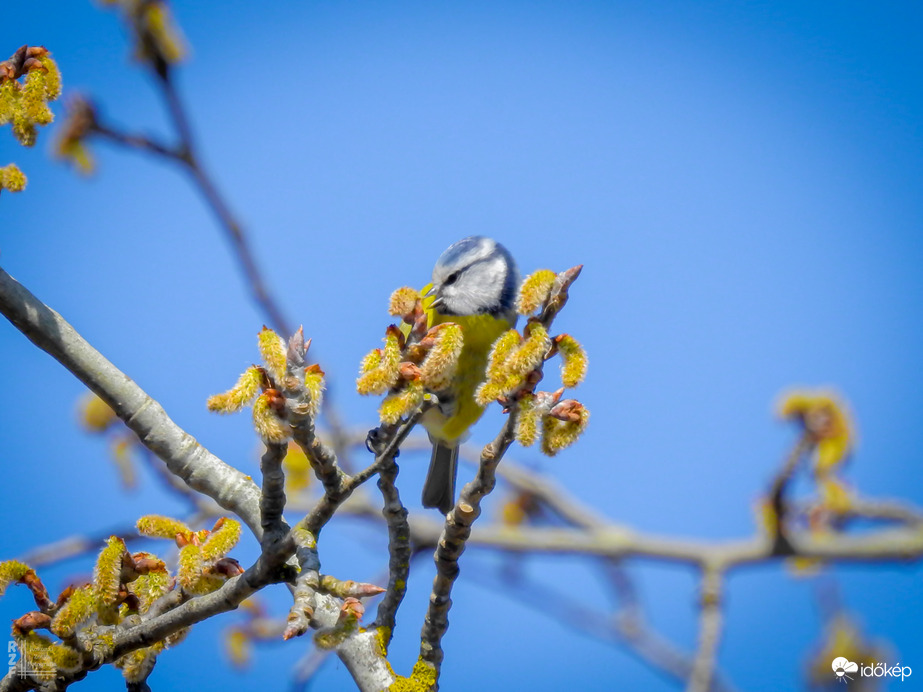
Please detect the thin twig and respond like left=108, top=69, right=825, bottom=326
left=769, top=432, right=814, bottom=554
left=92, top=123, right=180, bottom=160
left=298, top=408, right=425, bottom=539
left=157, top=67, right=292, bottom=336
left=16, top=526, right=140, bottom=567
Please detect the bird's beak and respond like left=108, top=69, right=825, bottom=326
left=424, top=284, right=445, bottom=310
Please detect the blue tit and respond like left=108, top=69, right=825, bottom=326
left=419, top=236, right=520, bottom=513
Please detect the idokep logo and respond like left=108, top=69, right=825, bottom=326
left=832, top=656, right=912, bottom=684
left=832, top=657, right=859, bottom=682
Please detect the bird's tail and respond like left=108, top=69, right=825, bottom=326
left=422, top=441, right=458, bottom=514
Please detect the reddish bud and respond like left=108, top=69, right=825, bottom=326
left=12, top=611, right=51, bottom=635
left=549, top=399, right=584, bottom=423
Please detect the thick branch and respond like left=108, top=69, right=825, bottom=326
left=0, top=267, right=263, bottom=537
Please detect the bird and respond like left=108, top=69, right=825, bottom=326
left=419, top=236, right=520, bottom=514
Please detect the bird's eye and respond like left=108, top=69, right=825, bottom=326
left=445, top=271, right=460, bottom=286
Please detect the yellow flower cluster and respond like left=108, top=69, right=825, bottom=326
left=779, top=389, right=854, bottom=511
left=137, top=515, right=242, bottom=596
left=516, top=268, right=557, bottom=315
left=356, top=290, right=465, bottom=425
left=1, top=528, right=208, bottom=686
left=475, top=325, right=550, bottom=405
left=207, top=327, right=325, bottom=443
left=515, top=392, right=590, bottom=456
left=1, top=46, right=61, bottom=147
left=504, top=270, right=590, bottom=456
left=0, top=163, right=26, bottom=194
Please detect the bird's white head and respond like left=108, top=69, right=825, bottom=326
left=429, top=236, right=519, bottom=318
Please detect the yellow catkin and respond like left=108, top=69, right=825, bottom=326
left=201, top=518, right=241, bottom=561
left=0, top=560, right=31, bottom=595
left=115, top=643, right=164, bottom=683
left=506, top=324, right=550, bottom=377
left=388, top=286, right=420, bottom=318
left=516, top=269, right=557, bottom=315
left=258, top=327, right=287, bottom=382
left=0, top=82, right=17, bottom=125
left=137, top=515, right=190, bottom=540
left=77, top=392, right=117, bottom=432
left=0, top=163, right=27, bottom=192
left=20, top=70, right=53, bottom=125
left=419, top=324, right=464, bottom=392
left=129, top=571, right=171, bottom=613
left=138, top=2, right=186, bottom=65
left=48, top=641, right=81, bottom=672
left=283, top=442, right=312, bottom=494
left=356, top=331, right=402, bottom=395
left=38, top=55, right=62, bottom=101
left=207, top=366, right=263, bottom=413
left=778, top=389, right=853, bottom=472
left=59, top=139, right=94, bottom=174
left=304, top=366, right=325, bottom=418
left=359, top=348, right=382, bottom=374
left=51, top=585, right=97, bottom=638
left=476, top=330, right=523, bottom=405
left=177, top=544, right=203, bottom=593
left=94, top=537, right=127, bottom=606
left=500, top=497, right=528, bottom=527
left=225, top=628, right=251, bottom=668
left=556, top=334, right=588, bottom=388
left=515, top=393, right=540, bottom=447
left=252, top=394, right=289, bottom=443
left=541, top=405, right=590, bottom=456
left=476, top=326, right=549, bottom=405
left=379, top=380, right=425, bottom=424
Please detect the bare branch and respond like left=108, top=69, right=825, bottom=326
left=259, top=442, right=289, bottom=545
left=419, top=412, right=518, bottom=672
left=768, top=432, right=814, bottom=553
left=91, top=123, right=180, bottom=161
left=0, top=266, right=264, bottom=538
left=372, top=457, right=411, bottom=640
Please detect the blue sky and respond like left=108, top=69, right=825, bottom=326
left=2, top=2, right=923, bottom=690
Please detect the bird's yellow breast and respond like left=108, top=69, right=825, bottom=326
left=420, top=285, right=512, bottom=443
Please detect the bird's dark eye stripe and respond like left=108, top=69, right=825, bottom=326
left=445, top=271, right=460, bottom=285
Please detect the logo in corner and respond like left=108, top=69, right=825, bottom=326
left=832, top=657, right=859, bottom=683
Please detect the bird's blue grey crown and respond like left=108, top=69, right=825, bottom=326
left=430, top=236, right=519, bottom=318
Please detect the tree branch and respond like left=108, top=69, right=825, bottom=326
left=0, top=266, right=264, bottom=538
left=687, top=568, right=725, bottom=692
left=259, top=442, right=289, bottom=545
left=419, top=413, right=518, bottom=674
left=372, top=457, right=411, bottom=640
